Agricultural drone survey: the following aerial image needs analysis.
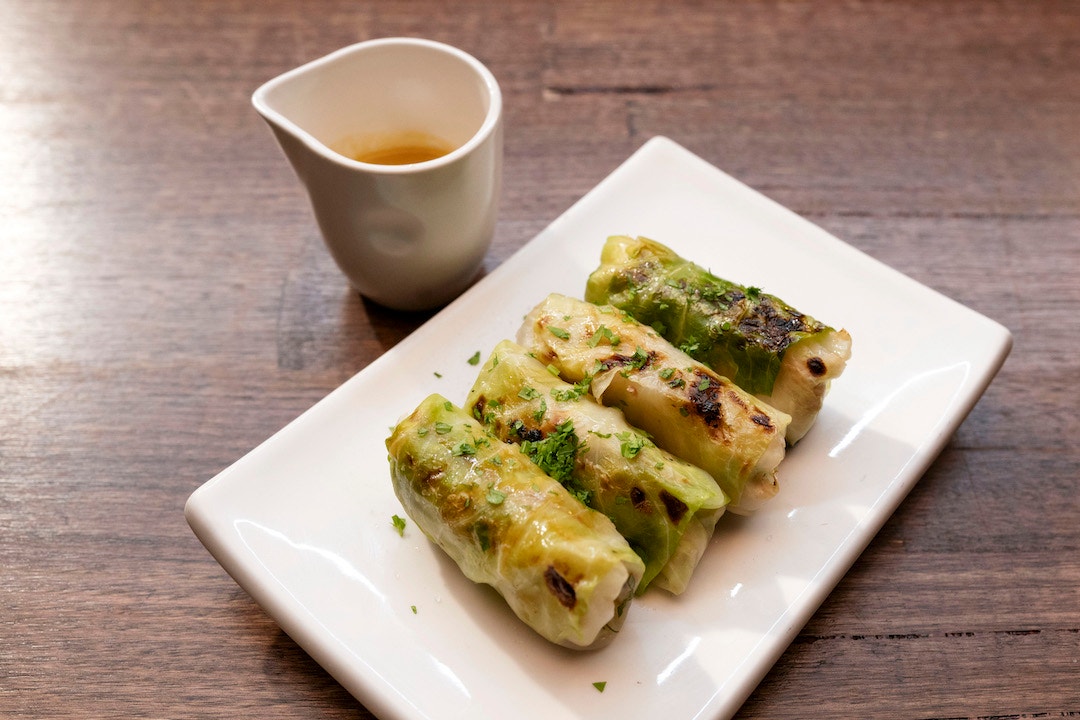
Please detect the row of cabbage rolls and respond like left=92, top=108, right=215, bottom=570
left=385, top=236, right=852, bottom=650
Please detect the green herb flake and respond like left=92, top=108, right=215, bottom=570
left=659, top=367, right=676, bottom=380
left=548, top=326, right=571, bottom=340
left=486, top=486, right=507, bottom=505
left=444, top=400, right=453, bottom=411
left=592, top=681, right=607, bottom=693
left=518, top=386, right=541, bottom=401
left=417, top=427, right=429, bottom=437
left=411, top=605, right=418, bottom=614
left=628, top=347, right=649, bottom=370
left=567, top=485, right=592, bottom=506
left=434, top=421, right=453, bottom=435
left=615, top=431, right=647, bottom=459
left=679, top=338, right=700, bottom=355
left=520, top=419, right=583, bottom=484
left=532, top=398, right=548, bottom=422
left=391, top=514, right=407, bottom=536
left=467, top=351, right=481, bottom=366
left=433, top=371, right=443, bottom=378
left=546, top=363, right=561, bottom=376
left=551, top=375, right=592, bottom=402
left=453, top=441, right=477, bottom=457
left=698, top=377, right=711, bottom=391
left=588, top=325, right=620, bottom=348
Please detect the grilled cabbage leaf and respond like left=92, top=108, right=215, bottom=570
left=517, top=293, right=790, bottom=515
left=466, top=339, right=728, bottom=594
left=386, top=394, right=645, bottom=649
left=585, top=235, right=852, bottom=443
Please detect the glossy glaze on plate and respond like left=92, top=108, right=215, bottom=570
left=185, top=136, right=1011, bottom=720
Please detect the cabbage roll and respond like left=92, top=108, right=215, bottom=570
left=585, top=235, right=853, bottom=443
left=386, top=394, right=645, bottom=649
left=518, top=294, right=790, bottom=515
left=466, top=340, right=728, bottom=594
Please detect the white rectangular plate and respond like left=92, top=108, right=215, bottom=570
left=186, top=137, right=1012, bottom=720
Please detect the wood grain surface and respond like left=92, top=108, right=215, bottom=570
left=2, top=1, right=1077, bottom=718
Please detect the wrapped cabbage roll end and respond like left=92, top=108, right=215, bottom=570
left=386, top=394, right=644, bottom=649
left=761, top=328, right=852, bottom=443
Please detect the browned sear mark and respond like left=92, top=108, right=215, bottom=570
left=688, top=376, right=724, bottom=429
left=544, top=566, right=577, bottom=609
left=659, top=489, right=689, bottom=524
left=750, top=413, right=773, bottom=428
left=806, top=357, right=827, bottom=377
left=630, top=486, right=652, bottom=514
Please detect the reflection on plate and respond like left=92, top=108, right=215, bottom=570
left=186, top=137, right=1011, bottom=720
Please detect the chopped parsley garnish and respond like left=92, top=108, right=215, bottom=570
left=452, top=441, right=477, bottom=456
left=746, top=285, right=762, bottom=300
left=547, top=326, right=571, bottom=340
left=627, top=347, right=649, bottom=369
left=417, top=427, right=429, bottom=437
left=391, top=514, right=407, bottom=536
left=615, top=431, right=647, bottom=459
left=592, top=681, right=607, bottom=693
left=518, top=386, right=541, bottom=400
left=434, top=421, right=453, bottom=435
left=443, top=400, right=453, bottom=411
left=485, top=485, right=506, bottom=505
left=698, top=377, right=711, bottom=391
left=411, top=605, right=417, bottom=614
left=433, top=371, right=442, bottom=378
left=679, top=338, right=700, bottom=355
left=658, top=367, right=676, bottom=380
left=520, top=419, right=583, bottom=484
left=551, top=375, right=592, bottom=402
left=467, top=351, right=481, bottom=366
left=566, top=485, right=591, bottom=506
left=532, top=398, right=547, bottom=422
left=588, top=324, right=620, bottom=348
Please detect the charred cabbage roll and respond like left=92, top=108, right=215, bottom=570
left=466, top=340, right=728, bottom=594
left=585, top=235, right=853, bottom=444
left=386, top=394, right=645, bottom=649
left=517, top=294, right=790, bottom=515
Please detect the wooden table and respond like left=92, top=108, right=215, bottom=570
left=3, top=1, right=1077, bottom=717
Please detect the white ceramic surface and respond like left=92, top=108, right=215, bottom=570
left=253, top=38, right=503, bottom=311
left=186, top=137, right=1012, bottom=720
